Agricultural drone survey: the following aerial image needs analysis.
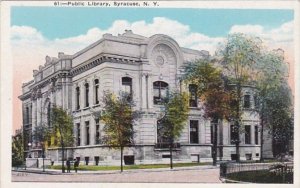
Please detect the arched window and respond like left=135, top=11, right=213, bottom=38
left=76, top=86, right=80, bottom=110
left=94, top=79, right=99, bottom=105
left=122, top=77, right=132, bottom=100
left=153, top=81, right=168, bottom=105
left=85, top=83, right=89, bottom=107
left=189, top=84, right=198, bottom=107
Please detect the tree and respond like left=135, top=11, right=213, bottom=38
left=255, top=49, right=292, bottom=160
left=184, top=59, right=236, bottom=165
left=266, top=84, right=293, bottom=157
left=51, top=106, right=74, bottom=173
left=100, top=92, right=139, bottom=172
left=159, top=92, right=189, bottom=169
left=12, top=131, right=24, bottom=167
left=32, top=124, right=50, bottom=171
left=216, top=33, right=263, bottom=162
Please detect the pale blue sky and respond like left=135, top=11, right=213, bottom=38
left=11, top=7, right=293, bottom=39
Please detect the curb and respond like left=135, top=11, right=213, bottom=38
left=13, top=165, right=219, bottom=175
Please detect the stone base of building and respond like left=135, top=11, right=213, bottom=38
left=45, top=144, right=260, bottom=166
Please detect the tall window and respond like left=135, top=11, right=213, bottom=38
left=244, top=95, right=250, bottom=108
left=189, top=84, right=198, bottom=107
left=255, top=125, right=259, bottom=145
left=230, top=124, right=239, bottom=144
left=47, top=103, right=51, bottom=127
left=153, top=81, right=168, bottom=105
left=190, top=120, right=199, bottom=144
left=122, top=77, right=132, bottom=100
left=76, top=87, right=80, bottom=110
left=85, top=121, right=90, bottom=145
left=245, top=125, right=251, bottom=144
left=85, top=83, right=89, bottom=107
left=95, top=118, right=100, bottom=144
left=25, top=106, right=30, bottom=124
left=77, top=123, right=80, bottom=146
left=94, top=79, right=99, bottom=105
left=254, top=95, right=259, bottom=109
left=157, top=119, right=168, bottom=143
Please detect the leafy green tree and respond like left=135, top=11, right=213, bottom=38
left=216, top=33, right=263, bottom=162
left=184, top=59, right=236, bottom=165
left=12, top=131, right=24, bottom=167
left=255, top=49, right=292, bottom=160
left=100, top=92, right=139, bottom=172
left=32, top=124, right=50, bottom=171
left=159, top=92, right=189, bottom=169
left=51, top=106, right=74, bottom=173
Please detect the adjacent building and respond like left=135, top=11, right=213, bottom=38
left=19, top=30, right=262, bottom=165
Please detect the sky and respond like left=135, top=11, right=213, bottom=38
left=11, top=7, right=294, bottom=133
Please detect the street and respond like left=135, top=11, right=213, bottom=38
left=12, top=166, right=221, bottom=183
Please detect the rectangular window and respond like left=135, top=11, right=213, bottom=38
left=190, top=120, right=199, bottom=144
left=76, top=87, right=80, bottom=110
left=85, top=83, right=89, bottom=107
left=95, top=118, right=100, bottom=144
left=94, top=156, right=100, bottom=166
left=189, top=84, right=198, bottom=107
left=77, top=123, right=80, bottom=146
left=230, top=124, right=239, bottom=145
left=94, top=79, right=99, bottom=105
left=255, top=125, right=259, bottom=145
left=85, top=121, right=90, bottom=145
left=254, top=95, right=259, bottom=109
left=122, top=77, right=132, bottom=101
left=244, top=95, right=251, bottom=108
left=245, top=125, right=251, bottom=144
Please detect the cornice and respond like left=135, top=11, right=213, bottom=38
left=70, top=55, right=141, bottom=77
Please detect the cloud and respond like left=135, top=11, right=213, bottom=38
left=11, top=17, right=294, bottom=133
left=229, top=21, right=294, bottom=48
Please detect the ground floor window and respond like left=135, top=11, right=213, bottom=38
left=124, top=155, right=134, bottom=165
left=190, top=120, right=199, bottom=144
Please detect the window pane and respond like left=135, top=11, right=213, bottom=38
left=245, top=125, right=251, bottom=144
left=244, top=95, right=250, bottom=108
left=190, top=120, right=199, bottom=144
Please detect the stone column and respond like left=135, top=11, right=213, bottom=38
left=31, top=99, right=37, bottom=129
left=80, top=118, right=85, bottom=146
left=90, top=118, right=96, bottom=145
left=251, top=124, right=255, bottom=145
left=147, top=74, right=153, bottom=109
left=141, top=73, right=147, bottom=109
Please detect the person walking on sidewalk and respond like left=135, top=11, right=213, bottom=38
left=74, top=158, right=79, bottom=173
left=66, top=159, right=71, bottom=173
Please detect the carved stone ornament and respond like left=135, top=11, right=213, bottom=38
left=151, top=44, right=176, bottom=67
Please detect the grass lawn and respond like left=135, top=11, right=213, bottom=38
left=227, top=170, right=293, bottom=183
left=48, top=162, right=211, bottom=171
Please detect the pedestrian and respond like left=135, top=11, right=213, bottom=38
left=74, top=158, right=79, bottom=173
left=66, top=159, right=71, bottom=173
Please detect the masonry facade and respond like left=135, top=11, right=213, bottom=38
left=19, top=30, right=261, bottom=165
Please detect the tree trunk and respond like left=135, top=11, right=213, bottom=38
left=120, top=146, right=123, bottom=172
left=170, top=141, right=173, bottom=169
left=260, top=111, right=264, bottom=162
left=61, top=146, right=65, bottom=173
left=236, top=84, right=241, bottom=162
left=213, top=119, right=218, bottom=166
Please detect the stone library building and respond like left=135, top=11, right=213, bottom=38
left=19, top=30, right=264, bottom=166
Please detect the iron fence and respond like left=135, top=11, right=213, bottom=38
left=220, top=161, right=293, bottom=183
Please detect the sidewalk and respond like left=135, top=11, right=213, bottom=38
left=12, top=164, right=219, bottom=175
